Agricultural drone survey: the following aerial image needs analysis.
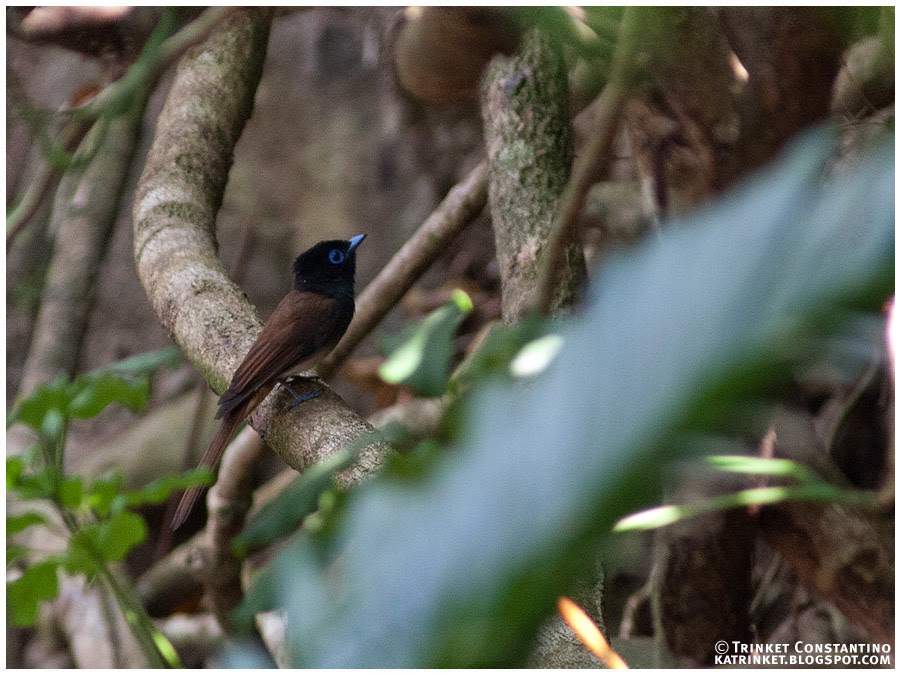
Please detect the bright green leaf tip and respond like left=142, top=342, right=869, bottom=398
left=451, top=288, right=474, bottom=313
left=509, top=334, right=564, bottom=378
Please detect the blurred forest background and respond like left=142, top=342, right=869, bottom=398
left=6, top=6, right=894, bottom=669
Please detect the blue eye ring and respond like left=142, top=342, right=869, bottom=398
left=328, top=249, right=345, bottom=265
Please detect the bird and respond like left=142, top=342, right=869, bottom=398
left=171, top=234, right=366, bottom=530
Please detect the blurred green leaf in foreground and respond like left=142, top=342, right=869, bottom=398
left=239, top=129, right=893, bottom=667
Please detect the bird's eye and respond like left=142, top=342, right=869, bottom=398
left=328, top=249, right=345, bottom=265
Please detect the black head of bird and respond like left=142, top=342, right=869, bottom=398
left=293, top=233, right=365, bottom=297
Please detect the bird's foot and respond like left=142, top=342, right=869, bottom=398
left=284, top=374, right=322, bottom=386
left=281, top=379, right=321, bottom=410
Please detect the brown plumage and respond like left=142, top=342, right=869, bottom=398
left=171, top=235, right=365, bottom=530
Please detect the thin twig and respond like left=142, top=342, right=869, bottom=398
left=204, top=427, right=265, bottom=630
left=6, top=116, right=93, bottom=251
left=7, top=8, right=234, bottom=252
left=317, top=160, right=489, bottom=379
left=535, top=7, right=640, bottom=315
left=618, top=576, right=653, bottom=639
left=82, top=7, right=236, bottom=119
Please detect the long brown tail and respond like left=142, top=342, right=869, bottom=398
left=171, top=406, right=246, bottom=531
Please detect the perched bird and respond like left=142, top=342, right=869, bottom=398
left=171, top=234, right=366, bottom=530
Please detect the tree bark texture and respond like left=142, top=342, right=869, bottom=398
left=132, top=8, right=387, bottom=486
left=655, top=509, right=755, bottom=665
left=620, top=9, right=853, bottom=661
left=481, top=28, right=586, bottom=320
left=715, top=7, right=846, bottom=179
left=759, top=502, right=894, bottom=646
left=624, top=8, right=738, bottom=216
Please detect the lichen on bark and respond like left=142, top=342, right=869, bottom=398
left=481, top=28, right=586, bottom=320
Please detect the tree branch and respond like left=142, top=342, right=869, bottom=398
left=481, top=28, right=585, bottom=320
left=204, top=427, right=264, bottom=630
left=318, top=160, right=488, bottom=379
left=15, top=98, right=146, bottom=399
left=132, top=8, right=388, bottom=491
left=7, top=8, right=235, bottom=253
left=535, top=7, right=638, bottom=315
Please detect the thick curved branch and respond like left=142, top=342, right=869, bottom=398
left=132, top=9, right=388, bottom=481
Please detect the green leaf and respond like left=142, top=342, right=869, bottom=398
left=118, top=468, right=214, bottom=511
left=235, top=438, right=369, bottom=557
left=57, top=476, right=84, bottom=509
left=450, top=316, right=548, bottom=388
left=703, top=455, right=823, bottom=484
left=380, top=290, right=473, bottom=396
left=6, top=456, right=24, bottom=487
left=9, top=469, right=55, bottom=502
left=7, top=559, right=60, bottom=627
left=85, top=474, right=126, bottom=516
left=7, top=349, right=177, bottom=430
left=240, top=130, right=892, bottom=667
left=40, top=407, right=66, bottom=442
left=104, top=346, right=181, bottom=375
left=613, top=484, right=874, bottom=531
left=68, top=372, right=150, bottom=418
left=61, top=541, right=98, bottom=577
left=7, top=544, right=29, bottom=567
left=96, top=511, right=148, bottom=562
left=7, top=376, right=70, bottom=431
left=508, top=334, right=564, bottom=378
left=7, top=512, right=49, bottom=535
left=69, top=511, right=147, bottom=572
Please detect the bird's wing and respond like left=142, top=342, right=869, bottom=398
left=216, top=291, right=353, bottom=418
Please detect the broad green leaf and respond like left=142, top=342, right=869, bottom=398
left=235, top=430, right=384, bottom=557
left=380, top=290, right=472, bottom=396
left=7, top=348, right=178, bottom=430
left=242, top=130, right=892, bottom=667
left=10, top=468, right=55, bottom=502
left=235, top=452, right=353, bottom=558
left=61, top=541, right=98, bottom=577
left=509, top=334, right=564, bottom=378
left=7, top=559, right=60, bottom=627
left=7, top=456, right=24, bottom=487
left=7, top=512, right=49, bottom=535
left=85, top=474, right=127, bottom=516
left=449, top=315, right=548, bottom=389
left=95, top=511, right=148, bottom=562
left=7, top=544, right=29, bottom=567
